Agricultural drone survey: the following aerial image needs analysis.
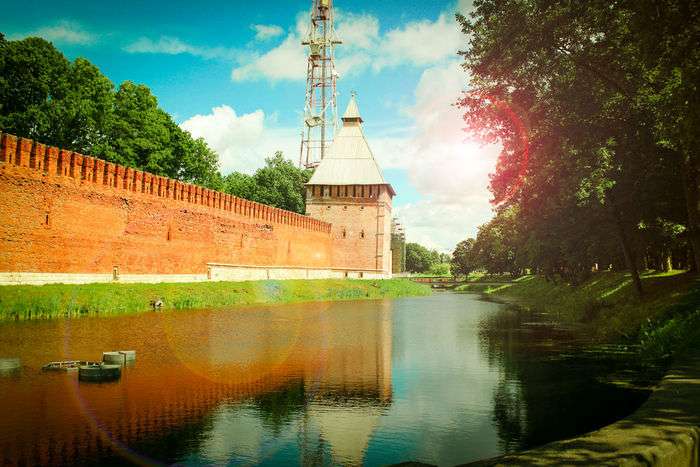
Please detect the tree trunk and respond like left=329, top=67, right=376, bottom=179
left=681, top=154, right=700, bottom=271
left=659, top=249, right=672, bottom=272
left=689, top=246, right=697, bottom=272
left=611, top=207, right=643, bottom=297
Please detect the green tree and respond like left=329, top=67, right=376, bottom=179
left=428, top=262, right=451, bottom=276
left=252, top=152, right=312, bottom=213
left=222, top=171, right=258, bottom=200
left=0, top=36, right=223, bottom=190
left=220, top=153, right=312, bottom=214
left=55, top=58, right=114, bottom=153
left=169, top=121, right=222, bottom=189
left=456, top=0, right=695, bottom=293
left=100, top=81, right=176, bottom=175
left=471, top=207, right=521, bottom=276
left=405, top=242, right=439, bottom=273
left=0, top=37, right=70, bottom=142
left=452, top=238, right=476, bottom=277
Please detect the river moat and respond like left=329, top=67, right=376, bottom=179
left=0, top=292, right=650, bottom=465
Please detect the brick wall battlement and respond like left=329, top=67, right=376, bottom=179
left=0, top=132, right=330, bottom=234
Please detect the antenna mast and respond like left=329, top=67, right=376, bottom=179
left=299, top=0, right=341, bottom=169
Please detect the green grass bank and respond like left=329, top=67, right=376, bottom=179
left=0, top=279, right=431, bottom=321
left=471, top=271, right=700, bottom=361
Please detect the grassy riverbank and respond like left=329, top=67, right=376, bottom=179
left=477, top=271, right=700, bottom=360
left=0, top=279, right=431, bottom=321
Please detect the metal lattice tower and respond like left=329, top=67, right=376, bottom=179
left=299, top=0, right=341, bottom=169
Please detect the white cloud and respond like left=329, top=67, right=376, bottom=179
left=369, top=60, right=500, bottom=252
left=181, top=105, right=299, bottom=174
left=231, top=34, right=306, bottom=82
left=124, top=36, right=241, bottom=61
left=335, top=12, right=379, bottom=50
left=11, top=20, right=95, bottom=45
left=374, top=13, right=462, bottom=69
left=251, top=24, right=284, bottom=41
left=232, top=5, right=464, bottom=83
left=395, top=200, right=492, bottom=253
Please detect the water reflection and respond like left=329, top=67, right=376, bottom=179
left=0, top=300, right=395, bottom=465
left=0, top=293, right=649, bottom=466
left=478, top=305, right=651, bottom=453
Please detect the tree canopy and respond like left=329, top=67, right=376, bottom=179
left=455, top=0, right=699, bottom=292
left=0, top=35, right=221, bottom=189
left=222, top=153, right=312, bottom=214
left=0, top=35, right=310, bottom=213
left=406, top=242, right=451, bottom=274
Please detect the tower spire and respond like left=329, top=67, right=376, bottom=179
left=342, top=92, right=362, bottom=123
left=299, top=0, right=341, bottom=169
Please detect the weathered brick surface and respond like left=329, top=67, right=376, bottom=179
left=0, top=133, right=333, bottom=275
left=306, top=184, right=392, bottom=275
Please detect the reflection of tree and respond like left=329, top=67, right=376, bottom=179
left=492, top=379, right=526, bottom=451
left=251, top=378, right=306, bottom=436
left=479, top=306, right=651, bottom=452
left=127, top=416, right=215, bottom=465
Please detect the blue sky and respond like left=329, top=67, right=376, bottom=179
left=2, top=0, right=499, bottom=252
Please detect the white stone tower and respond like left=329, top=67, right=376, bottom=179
left=305, top=94, right=395, bottom=278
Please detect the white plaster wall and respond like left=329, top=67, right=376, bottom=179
left=0, top=266, right=390, bottom=285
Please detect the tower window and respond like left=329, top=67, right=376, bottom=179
left=342, top=228, right=347, bottom=238
left=343, top=205, right=347, bottom=210
left=360, top=230, right=365, bottom=239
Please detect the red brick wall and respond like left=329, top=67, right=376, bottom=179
left=0, top=133, right=333, bottom=275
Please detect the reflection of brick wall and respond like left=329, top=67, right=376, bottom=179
left=0, top=133, right=333, bottom=276
left=305, top=184, right=392, bottom=275
left=0, top=300, right=393, bottom=465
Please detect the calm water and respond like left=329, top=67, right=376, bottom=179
left=0, top=292, right=649, bottom=466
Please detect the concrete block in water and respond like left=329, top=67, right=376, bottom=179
left=0, top=358, right=20, bottom=375
left=102, top=351, right=125, bottom=365
left=118, top=350, right=136, bottom=362
left=78, top=364, right=121, bottom=382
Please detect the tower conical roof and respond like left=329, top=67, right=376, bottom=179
left=307, top=95, right=394, bottom=195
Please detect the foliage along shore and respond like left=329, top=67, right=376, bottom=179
left=0, top=279, right=431, bottom=322
left=462, top=271, right=700, bottom=362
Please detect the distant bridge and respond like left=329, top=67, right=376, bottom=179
left=408, top=277, right=464, bottom=288
left=407, top=276, right=513, bottom=289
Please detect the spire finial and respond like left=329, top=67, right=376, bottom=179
left=343, top=92, right=362, bottom=122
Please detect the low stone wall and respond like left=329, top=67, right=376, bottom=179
left=465, top=350, right=700, bottom=466
left=208, top=263, right=390, bottom=281
left=0, top=264, right=390, bottom=285
left=0, top=272, right=207, bottom=285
